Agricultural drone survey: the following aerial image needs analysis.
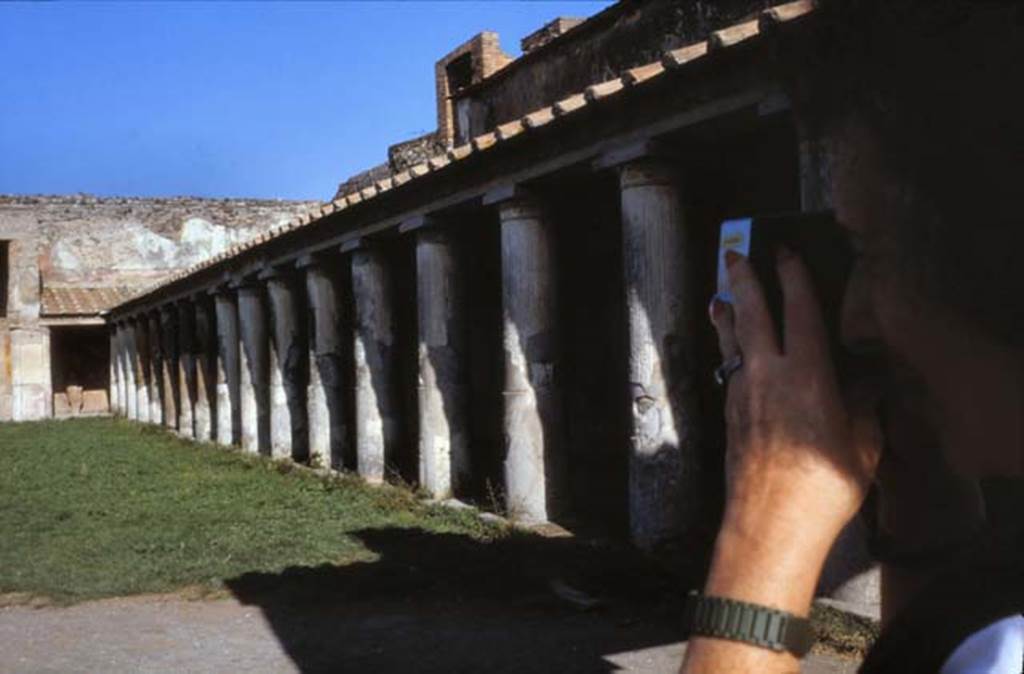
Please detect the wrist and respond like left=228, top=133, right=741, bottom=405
left=704, top=519, right=832, bottom=616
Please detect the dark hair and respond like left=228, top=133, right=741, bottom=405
left=781, top=0, right=1023, bottom=346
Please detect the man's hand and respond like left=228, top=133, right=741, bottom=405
left=681, top=249, right=882, bottom=673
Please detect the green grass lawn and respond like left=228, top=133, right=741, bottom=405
left=0, top=418, right=503, bottom=604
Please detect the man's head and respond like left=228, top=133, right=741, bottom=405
left=783, top=0, right=1023, bottom=474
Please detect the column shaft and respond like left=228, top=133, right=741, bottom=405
left=266, top=275, right=308, bottom=461
left=193, top=298, right=217, bottom=443
left=147, top=314, right=163, bottom=424
left=351, top=248, right=397, bottom=483
left=499, top=197, right=563, bottom=523
left=177, top=302, right=196, bottom=439
left=133, top=319, right=150, bottom=423
left=619, top=160, right=700, bottom=550
left=124, top=324, right=138, bottom=420
left=109, top=327, right=120, bottom=415
left=415, top=229, right=469, bottom=498
left=214, top=291, right=241, bottom=446
left=159, top=307, right=179, bottom=430
left=237, top=284, right=270, bottom=454
left=304, top=263, right=347, bottom=470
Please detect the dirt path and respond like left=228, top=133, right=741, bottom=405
left=0, top=593, right=859, bottom=674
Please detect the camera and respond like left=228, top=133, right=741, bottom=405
left=716, top=211, right=854, bottom=360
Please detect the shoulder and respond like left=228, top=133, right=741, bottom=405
left=940, top=615, right=1024, bottom=674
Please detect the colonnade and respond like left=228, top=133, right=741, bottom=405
left=109, top=159, right=702, bottom=550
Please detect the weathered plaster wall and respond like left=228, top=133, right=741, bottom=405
left=0, top=194, right=320, bottom=422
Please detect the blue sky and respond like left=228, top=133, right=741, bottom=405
left=0, top=1, right=613, bottom=201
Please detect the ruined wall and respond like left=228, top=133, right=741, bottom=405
left=0, top=194, right=320, bottom=422
left=458, top=0, right=775, bottom=132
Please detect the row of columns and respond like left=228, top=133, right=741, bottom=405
left=108, top=158, right=698, bottom=550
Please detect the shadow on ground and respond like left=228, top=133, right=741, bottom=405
left=225, top=527, right=705, bottom=674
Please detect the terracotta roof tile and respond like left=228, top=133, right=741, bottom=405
left=523, top=107, right=556, bottom=129
left=553, top=93, right=587, bottom=117
left=471, top=133, right=497, bottom=152
left=709, top=19, right=760, bottom=51
left=391, top=170, right=413, bottom=186
left=409, top=162, right=431, bottom=178
left=622, top=61, right=665, bottom=86
left=761, top=0, right=816, bottom=28
left=360, top=185, right=377, bottom=200
left=585, top=78, right=625, bottom=102
left=427, top=155, right=450, bottom=171
left=662, top=42, right=709, bottom=70
left=42, top=286, right=134, bottom=316
left=375, top=177, right=394, bottom=191
left=447, top=144, right=474, bottom=161
left=495, top=120, right=525, bottom=141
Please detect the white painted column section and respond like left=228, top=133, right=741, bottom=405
left=118, top=324, right=131, bottom=417
left=237, top=283, right=270, bottom=454
left=124, top=323, right=138, bottom=421
left=498, top=196, right=563, bottom=524
left=159, top=307, right=179, bottom=431
left=415, top=227, right=469, bottom=499
left=350, top=247, right=397, bottom=484
left=109, top=326, right=120, bottom=416
left=302, top=258, right=347, bottom=470
left=147, top=313, right=163, bottom=424
left=176, top=302, right=196, bottom=440
left=264, top=272, right=308, bottom=462
left=619, top=159, right=699, bottom=551
left=213, top=290, right=241, bottom=446
left=193, top=297, right=216, bottom=443
left=133, top=318, right=150, bottom=423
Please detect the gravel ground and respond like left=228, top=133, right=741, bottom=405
left=0, top=593, right=861, bottom=674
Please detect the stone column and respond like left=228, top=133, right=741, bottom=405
left=159, top=306, right=179, bottom=431
left=301, top=257, right=347, bottom=470
left=124, top=323, right=138, bottom=420
left=147, top=313, right=162, bottom=424
left=213, top=290, right=241, bottom=446
left=193, top=297, right=217, bottom=443
left=619, top=160, right=700, bottom=551
left=133, top=317, right=150, bottom=423
left=350, top=247, right=398, bottom=484
left=498, top=195, right=564, bottom=523
left=237, top=282, right=270, bottom=454
left=118, top=324, right=131, bottom=418
left=176, top=301, right=197, bottom=440
left=264, top=270, right=309, bottom=461
left=109, top=326, right=121, bottom=416
left=415, top=227, right=469, bottom=499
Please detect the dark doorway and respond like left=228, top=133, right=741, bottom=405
left=50, top=324, right=110, bottom=417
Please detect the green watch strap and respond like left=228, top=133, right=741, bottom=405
left=682, top=591, right=816, bottom=658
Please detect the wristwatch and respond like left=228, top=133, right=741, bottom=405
left=682, top=591, right=816, bottom=657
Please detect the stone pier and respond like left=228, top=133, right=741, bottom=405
left=147, top=313, right=163, bottom=424
left=237, top=282, right=270, bottom=454
left=619, top=159, right=700, bottom=551
left=414, top=226, right=469, bottom=499
left=109, top=328, right=120, bottom=416
left=350, top=246, right=398, bottom=484
left=176, top=302, right=196, bottom=439
left=264, top=271, right=308, bottom=461
left=124, top=323, right=138, bottom=421
left=159, top=307, right=179, bottom=431
left=213, top=290, right=241, bottom=446
left=496, top=194, right=564, bottom=523
left=133, top=318, right=150, bottom=423
left=193, top=297, right=216, bottom=443
left=301, top=256, right=347, bottom=470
